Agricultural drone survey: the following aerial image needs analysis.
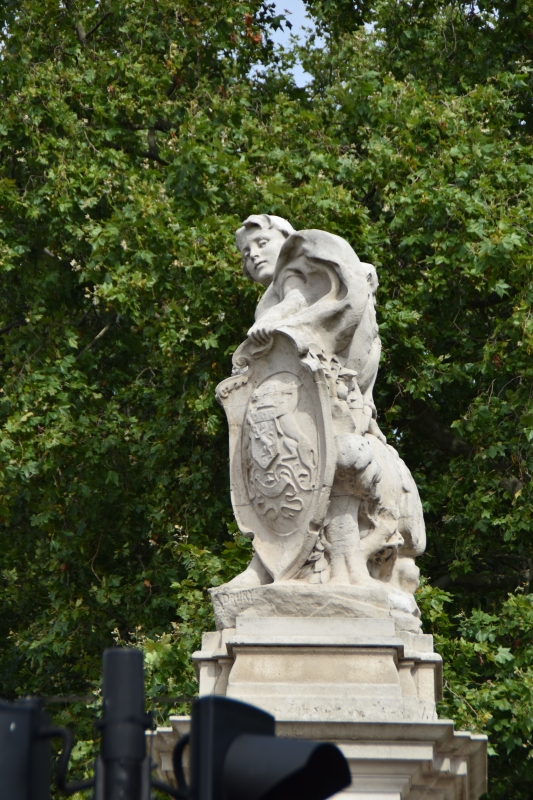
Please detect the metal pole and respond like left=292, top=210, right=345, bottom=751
left=100, top=648, right=150, bottom=800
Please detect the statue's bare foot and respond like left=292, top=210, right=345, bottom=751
left=218, top=552, right=272, bottom=590
left=347, top=552, right=384, bottom=588
left=328, top=575, right=352, bottom=586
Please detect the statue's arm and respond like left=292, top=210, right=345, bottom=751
left=254, top=283, right=281, bottom=321
left=247, top=288, right=310, bottom=344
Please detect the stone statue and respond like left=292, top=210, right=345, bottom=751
left=152, top=215, right=487, bottom=781
left=213, top=214, right=425, bottom=630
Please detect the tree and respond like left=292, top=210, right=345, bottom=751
left=1, top=1, right=532, bottom=796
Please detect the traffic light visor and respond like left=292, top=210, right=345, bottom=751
left=223, top=733, right=351, bottom=800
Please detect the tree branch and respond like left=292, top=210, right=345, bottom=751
left=75, top=22, right=86, bottom=46
left=411, top=399, right=475, bottom=458
left=151, top=119, right=173, bottom=133
left=75, top=11, right=111, bottom=46
left=500, top=475, right=524, bottom=495
left=139, top=150, right=169, bottom=165
left=143, top=128, right=169, bottom=165
left=0, top=320, right=27, bottom=336
left=75, top=316, right=116, bottom=360
left=120, top=119, right=174, bottom=133
left=470, top=292, right=508, bottom=310
left=434, top=572, right=527, bottom=591
left=85, top=11, right=111, bottom=40
left=16, top=343, right=45, bottom=379
left=166, top=75, right=181, bottom=97
left=101, top=141, right=168, bottom=165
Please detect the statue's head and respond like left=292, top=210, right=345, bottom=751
left=235, top=214, right=295, bottom=287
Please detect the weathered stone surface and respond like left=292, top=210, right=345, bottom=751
left=209, top=582, right=422, bottom=633
left=213, top=215, right=426, bottom=626
left=192, top=615, right=440, bottom=724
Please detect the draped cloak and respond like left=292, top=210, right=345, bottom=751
left=233, top=229, right=381, bottom=409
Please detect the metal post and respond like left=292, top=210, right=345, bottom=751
left=99, top=648, right=151, bottom=800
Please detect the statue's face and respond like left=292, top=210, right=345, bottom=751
left=240, top=227, right=287, bottom=287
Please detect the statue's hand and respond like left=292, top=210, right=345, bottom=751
left=247, top=323, right=274, bottom=345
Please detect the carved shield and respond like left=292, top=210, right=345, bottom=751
left=216, top=333, right=335, bottom=581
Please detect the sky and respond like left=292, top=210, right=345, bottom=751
left=265, top=0, right=317, bottom=85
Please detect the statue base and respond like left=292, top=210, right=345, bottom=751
left=149, top=615, right=487, bottom=799
left=149, top=717, right=487, bottom=800
left=209, top=581, right=423, bottom=634
left=193, top=616, right=438, bottom=723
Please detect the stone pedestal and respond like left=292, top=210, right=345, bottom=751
left=149, top=614, right=487, bottom=799
left=209, top=582, right=424, bottom=635
left=193, top=617, right=440, bottom=723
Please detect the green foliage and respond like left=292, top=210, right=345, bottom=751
left=1, top=1, right=533, bottom=797
left=419, top=585, right=533, bottom=796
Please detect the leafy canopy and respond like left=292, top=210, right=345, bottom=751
left=1, top=0, right=532, bottom=796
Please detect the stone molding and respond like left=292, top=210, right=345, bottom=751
left=148, top=717, right=487, bottom=800
left=191, top=617, right=442, bottom=724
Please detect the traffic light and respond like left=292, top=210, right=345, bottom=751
left=177, top=695, right=352, bottom=800
left=0, top=698, right=52, bottom=800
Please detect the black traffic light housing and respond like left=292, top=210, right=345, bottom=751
left=0, top=698, right=52, bottom=800
left=188, top=695, right=274, bottom=800
left=180, top=695, right=351, bottom=800
left=224, top=732, right=351, bottom=800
